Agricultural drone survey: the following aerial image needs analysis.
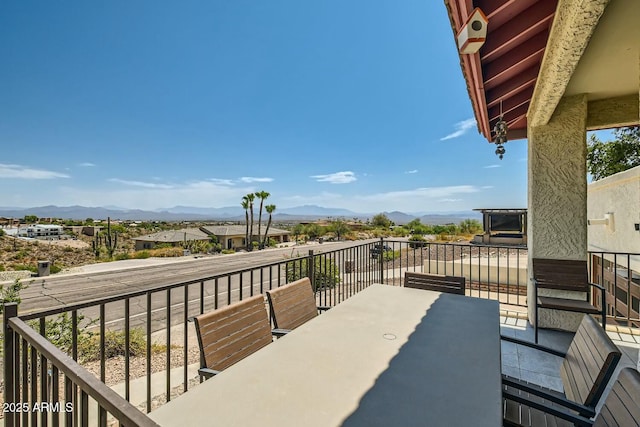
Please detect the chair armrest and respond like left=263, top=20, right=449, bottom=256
left=500, top=334, right=567, bottom=358
left=317, top=306, right=331, bottom=312
left=271, top=328, right=291, bottom=338
left=198, top=367, right=220, bottom=379
left=502, top=375, right=595, bottom=418
left=588, top=282, right=605, bottom=291
left=502, top=388, right=593, bottom=426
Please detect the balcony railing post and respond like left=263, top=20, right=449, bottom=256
left=379, top=237, right=384, bottom=283
left=308, top=250, right=315, bottom=291
left=3, top=302, right=18, bottom=427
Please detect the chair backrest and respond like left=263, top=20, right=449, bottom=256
left=594, top=368, right=640, bottom=427
left=560, top=315, right=621, bottom=407
left=266, top=277, right=318, bottom=330
left=193, top=295, right=272, bottom=372
left=532, top=258, right=590, bottom=293
left=404, top=272, right=465, bottom=295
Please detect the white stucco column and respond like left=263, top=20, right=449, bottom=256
left=527, top=94, right=588, bottom=329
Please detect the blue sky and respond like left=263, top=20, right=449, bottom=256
left=1, top=1, right=535, bottom=214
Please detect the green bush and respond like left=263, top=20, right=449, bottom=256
left=286, top=256, right=340, bottom=291
left=11, top=263, right=37, bottom=273
left=221, top=249, right=235, bottom=254
left=50, top=264, right=62, bottom=274
left=134, top=250, right=150, bottom=259
left=383, top=250, right=400, bottom=262
left=1, top=278, right=29, bottom=315
left=114, top=253, right=131, bottom=261
left=78, top=329, right=148, bottom=362
left=34, top=312, right=95, bottom=357
left=408, top=235, right=427, bottom=248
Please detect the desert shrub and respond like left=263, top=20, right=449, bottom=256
left=0, top=278, right=29, bottom=315
left=408, top=235, right=427, bottom=248
left=50, top=264, right=62, bottom=274
left=114, top=253, right=131, bottom=261
left=13, top=250, right=29, bottom=260
left=11, top=263, right=37, bottom=273
left=221, top=249, right=235, bottom=254
left=146, top=247, right=182, bottom=258
left=78, top=328, right=148, bottom=362
left=383, top=250, right=401, bottom=262
left=134, top=250, right=151, bottom=259
left=35, top=312, right=95, bottom=356
left=286, top=256, right=340, bottom=291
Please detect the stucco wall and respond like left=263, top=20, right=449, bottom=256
left=527, top=95, right=588, bottom=330
left=587, top=165, right=640, bottom=254
left=528, top=95, right=588, bottom=260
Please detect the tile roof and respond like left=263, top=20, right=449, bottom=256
left=201, top=225, right=290, bottom=237
left=134, top=228, right=210, bottom=243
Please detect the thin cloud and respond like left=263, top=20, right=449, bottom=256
left=481, top=185, right=494, bottom=189
left=440, top=118, right=477, bottom=141
left=0, top=163, right=70, bottom=179
left=360, top=185, right=479, bottom=201
left=239, top=176, right=274, bottom=183
left=209, top=178, right=235, bottom=186
left=311, top=171, right=356, bottom=184
left=483, top=164, right=501, bottom=169
left=108, top=178, right=175, bottom=189
left=405, top=170, right=418, bottom=174
left=78, top=162, right=96, bottom=167
left=439, top=198, right=463, bottom=202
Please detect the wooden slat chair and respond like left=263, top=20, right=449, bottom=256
left=193, top=295, right=273, bottom=379
left=503, top=368, right=640, bottom=427
left=404, top=272, right=465, bottom=295
left=533, top=258, right=606, bottom=343
left=501, top=315, right=621, bottom=427
left=266, top=277, right=330, bottom=337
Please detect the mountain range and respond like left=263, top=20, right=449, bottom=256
left=0, top=205, right=481, bottom=225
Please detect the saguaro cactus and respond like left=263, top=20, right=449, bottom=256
left=104, top=217, right=118, bottom=259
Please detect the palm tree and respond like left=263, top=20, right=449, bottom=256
left=246, top=193, right=256, bottom=250
left=241, top=197, right=250, bottom=249
left=254, top=191, right=270, bottom=248
left=262, top=204, right=276, bottom=248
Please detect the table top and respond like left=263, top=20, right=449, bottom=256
left=149, top=284, right=502, bottom=427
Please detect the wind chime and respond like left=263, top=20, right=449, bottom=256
left=493, top=100, right=508, bottom=159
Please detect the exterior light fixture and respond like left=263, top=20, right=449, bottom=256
left=493, top=101, right=508, bottom=160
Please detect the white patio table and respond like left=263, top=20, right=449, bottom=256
left=149, top=283, right=502, bottom=427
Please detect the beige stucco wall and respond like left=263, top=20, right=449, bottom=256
left=527, top=95, right=589, bottom=330
left=587, top=165, right=640, bottom=254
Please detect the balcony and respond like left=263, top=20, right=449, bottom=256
left=2, top=239, right=639, bottom=426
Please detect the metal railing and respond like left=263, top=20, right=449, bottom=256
left=3, top=239, right=637, bottom=426
left=589, top=251, right=640, bottom=329
left=3, top=303, right=159, bottom=427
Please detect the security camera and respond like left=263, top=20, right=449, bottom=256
left=457, top=8, right=488, bottom=55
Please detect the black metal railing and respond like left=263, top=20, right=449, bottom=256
left=589, top=251, right=640, bottom=329
left=3, top=303, right=159, bottom=427
left=4, top=239, right=638, bottom=426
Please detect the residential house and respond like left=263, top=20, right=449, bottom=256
left=200, top=225, right=290, bottom=250
left=134, top=228, right=211, bottom=251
